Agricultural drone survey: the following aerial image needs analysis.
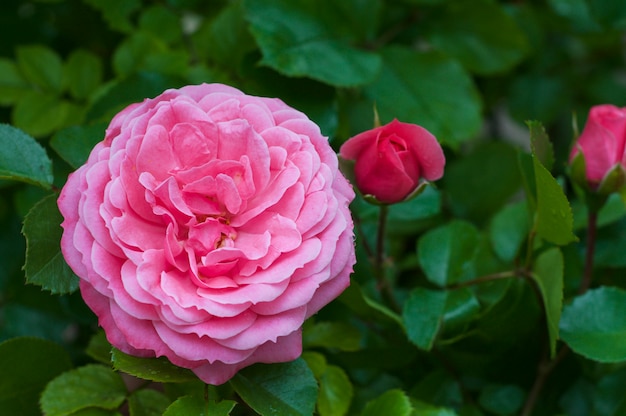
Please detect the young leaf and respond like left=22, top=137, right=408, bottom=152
left=361, top=389, right=413, bottom=416
left=40, top=364, right=127, bottom=416
left=12, top=90, right=70, bottom=137
left=0, top=58, right=30, bottom=105
left=531, top=247, right=564, bottom=357
left=317, top=365, right=353, bottom=416
left=560, top=286, right=626, bottom=362
left=128, top=389, right=172, bottom=416
left=0, top=124, right=53, bottom=188
left=417, top=220, right=480, bottom=287
left=111, top=348, right=198, bottom=383
left=402, top=288, right=447, bottom=350
left=364, top=46, right=482, bottom=148
left=64, top=49, right=104, bottom=101
left=163, top=395, right=236, bottom=416
left=230, top=358, right=318, bottom=416
left=50, top=123, right=107, bottom=169
left=22, top=194, right=79, bottom=294
left=0, top=337, right=73, bottom=416
left=533, top=155, right=577, bottom=245
left=527, top=120, right=555, bottom=171
left=16, top=44, right=64, bottom=93
left=242, top=0, right=381, bottom=87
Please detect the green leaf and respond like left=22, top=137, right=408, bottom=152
left=86, top=331, right=113, bottom=365
left=587, top=0, right=626, bottom=29
left=403, top=288, right=447, bottom=350
left=243, top=0, right=381, bottom=87
left=387, top=186, right=442, bottom=235
left=364, top=46, right=481, bottom=148
left=531, top=247, right=564, bottom=357
left=16, top=44, right=64, bottom=93
left=113, top=32, right=188, bottom=77
left=361, top=389, right=413, bottom=416
left=51, top=123, right=107, bottom=169
left=443, top=141, right=522, bottom=221
left=64, top=49, right=104, bottom=101
left=128, top=389, right=172, bottom=416
left=533, top=155, right=577, bottom=245
left=138, top=5, right=183, bottom=45
left=70, top=408, right=122, bottom=416
left=83, top=0, right=142, bottom=33
left=477, top=384, right=525, bottom=415
left=442, top=288, right=481, bottom=335
left=111, top=348, right=198, bottom=383
left=417, top=220, right=480, bottom=287
left=230, top=358, right=318, bottom=416
left=0, top=124, right=53, bottom=188
left=424, top=0, right=529, bottom=74
left=594, top=368, right=626, bottom=416
left=12, top=90, right=70, bottom=137
left=527, top=120, right=554, bottom=171
left=411, top=400, right=458, bottom=416
left=0, top=337, right=73, bottom=416
left=338, top=283, right=404, bottom=328
left=163, top=396, right=236, bottom=416
left=318, top=365, right=353, bottom=416
left=193, top=1, right=256, bottom=69
left=40, top=364, right=127, bottom=416
left=86, top=72, right=185, bottom=123
left=303, top=321, right=362, bottom=352
left=560, top=286, right=626, bottom=362
left=22, top=194, right=80, bottom=294
left=301, top=351, right=327, bottom=379
left=0, top=58, right=30, bottom=105
left=489, top=201, right=531, bottom=262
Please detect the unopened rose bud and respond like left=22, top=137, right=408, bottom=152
left=569, top=104, right=626, bottom=195
left=339, top=119, right=445, bottom=204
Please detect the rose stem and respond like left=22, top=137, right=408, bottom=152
left=374, top=205, right=400, bottom=311
left=521, top=209, right=598, bottom=416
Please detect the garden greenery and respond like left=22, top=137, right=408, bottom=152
left=1, top=0, right=626, bottom=415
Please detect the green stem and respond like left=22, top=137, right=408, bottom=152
left=445, top=270, right=518, bottom=290
left=374, top=205, right=399, bottom=311
left=520, top=210, right=598, bottom=416
left=375, top=205, right=388, bottom=271
left=579, top=210, right=598, bottom=294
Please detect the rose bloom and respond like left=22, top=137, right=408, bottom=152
left=58, top=83, right=356, bottom=385
left=339, top=119, right=445, bottom=203
left=569, top=104, right=626, bottom=190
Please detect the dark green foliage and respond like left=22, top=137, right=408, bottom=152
left=1, top=1, right=626, bottom=415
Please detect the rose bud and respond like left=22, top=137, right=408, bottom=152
left=339, top=119, right=445, bottom=204
left=57, top=83, right=356, bottom=385
left=569, top=104, right=626, bottom=195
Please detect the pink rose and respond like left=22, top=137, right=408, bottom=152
left=57, top=83, right=355, bottom=385
left=569, top=104, right=626, bottom=191
left=339, top=119, right=445, bottom=204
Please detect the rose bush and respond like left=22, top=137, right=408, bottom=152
left=570, top=104, right=626, bottom=192
left=57, top=83, right=356, bottom=385
left=339, top=119, right=445, bottom=203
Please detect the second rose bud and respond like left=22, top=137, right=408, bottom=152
left=340, top=119, right=445, bottom=204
